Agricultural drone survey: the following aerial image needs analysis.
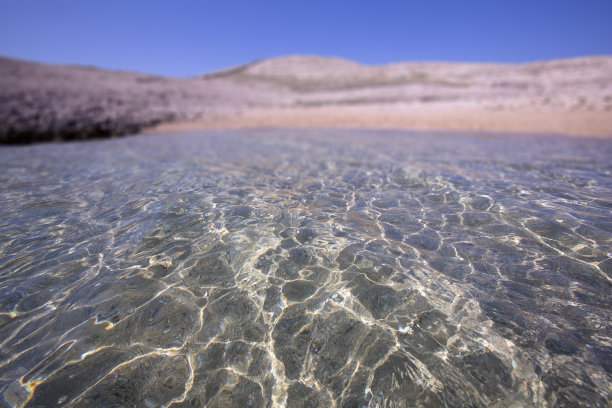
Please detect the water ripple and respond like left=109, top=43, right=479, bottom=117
left=0, top=129, right=610, bottom=407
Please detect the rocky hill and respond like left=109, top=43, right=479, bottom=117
left=1, top=55, right=611, bottom=143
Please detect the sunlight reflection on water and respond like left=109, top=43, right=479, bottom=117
left=0, top=129, right=610, bottom=407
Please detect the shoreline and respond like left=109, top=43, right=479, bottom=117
left=3, top=55, right=611, bottom=143
left=146, top=105, right=612, bottom=138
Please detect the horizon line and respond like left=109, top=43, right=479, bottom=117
left=2, top=52, right=611, bottom=78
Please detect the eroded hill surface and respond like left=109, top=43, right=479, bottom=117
left=1, top=55, right=611, bottom=142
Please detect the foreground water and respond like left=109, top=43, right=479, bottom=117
left=0, top=129, right=610, bottom=407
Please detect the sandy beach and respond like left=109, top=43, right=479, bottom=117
left=149, top=104, right=612, bottom=137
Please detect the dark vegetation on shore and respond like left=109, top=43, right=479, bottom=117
left=0, top=57, right=276, bottom=144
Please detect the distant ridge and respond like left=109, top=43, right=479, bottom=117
left=1, top=54, right=611, bottom=143
left=208, top=54, right=612, bottom=76
left=199, top=59, right=263, bottom=79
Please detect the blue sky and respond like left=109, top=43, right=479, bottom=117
left=1, top=0, right=611, bottom=77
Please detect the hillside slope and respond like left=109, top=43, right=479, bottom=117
left=1, top=55, right=611, bottom=142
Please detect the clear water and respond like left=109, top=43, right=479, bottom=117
left=0, top=129, right=610, bottom=408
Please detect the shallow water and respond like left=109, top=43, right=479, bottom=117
left=0, top=129, right=610, bottom=407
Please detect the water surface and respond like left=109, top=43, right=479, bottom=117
left=0, top=129, right=611, bottom=407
